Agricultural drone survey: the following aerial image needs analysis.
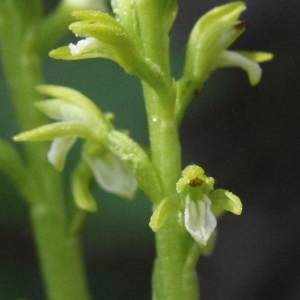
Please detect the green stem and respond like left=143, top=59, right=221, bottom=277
left=143, top=84, right=200, bottom=300
left=0, top=2, right=90, bottom=299
left=31, top=202, right=90, bottom=300
left=135, top=2, right=201, bottom=297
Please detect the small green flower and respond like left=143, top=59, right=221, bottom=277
left=150, top=164, right=242, bottom=246
left=181, top=2, right=273, bottom=86
left=175, top=2, right=273, bottom=123
left=14, top=85, right=162, bottom=212
left=50, top=11, right=168, bottom=95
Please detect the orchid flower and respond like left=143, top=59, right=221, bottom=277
left=150, top=164, right=242, bottom=246
left=14, top=85, right=138, bottom=211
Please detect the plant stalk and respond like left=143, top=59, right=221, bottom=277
left=143, top=84, right=200, bottom=300
left=0, top=2, right=90, bottom=299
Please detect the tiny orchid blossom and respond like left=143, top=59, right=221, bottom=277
left=150, top=165, right=242, bottom=246
left=175, top=2, right=273, bottom=124
left=13, top=85, right=138, bottom=211
left=49, top=11, right=168, bottom=95
left=177, top=165, right=242, bottom=246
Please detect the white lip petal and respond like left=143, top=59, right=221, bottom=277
left=214, top=50, right=262, bottom=85
left=69, top=37, right=101, bottom=56
left=47, top=137, right=77, bottom=171
left=85, top=150, right=138, bottom=199
left=184, top=195, right=217, bottom=246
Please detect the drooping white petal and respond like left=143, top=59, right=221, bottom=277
left=184, top=195, right=217, bottom=246
left=85, top=150, right=138, bottom=199
left=47, top=137, right=77, bottom=171
left=214, top=50, right=262, bottom=85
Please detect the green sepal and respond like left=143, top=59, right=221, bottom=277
left=210, top=189, right=242, bottom=215
left=72, top=160, right=97, bottom=212
left=176, top=165, right=215, bottom=201
left=182, top=2, right=246, bottom=84
left=149, top=195, right=179, bottom=232
left=14, top=121, right=100, bottom=142
left=14, top=85, right=112, bottom=143
left=36, top=85, right=107, bottom=121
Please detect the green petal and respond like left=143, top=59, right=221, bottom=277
left=176, top=164, right=215, bottom=194
left=210, top=189, right=242, bottom=215
left=236, top=51, right=274, bottom=63
left=183, top=2, right=246, bottom=82
left=69, top=11, right=132, bottom=47
left=149, top=195, right=179, bottom=232
left=72, top=160, right=97, bottom=212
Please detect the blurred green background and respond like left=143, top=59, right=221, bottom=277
left=1, top=0, right=300, bottom=299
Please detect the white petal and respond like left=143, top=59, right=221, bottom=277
left=69, top=37, right=102, bottom=56
left=214, top=50, right=262, bottom=85
left=47, top=137, right=77, bottom=171
left=85, top=150, right=138, bottom=199
left=184, top=195, right=217, bottom=246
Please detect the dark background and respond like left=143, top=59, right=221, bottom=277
left=1, top=0, right=299, bottom=299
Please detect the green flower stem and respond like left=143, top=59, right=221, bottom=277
left=30, top=202, right=90, bottom=300
left=136, top=2, right=200, bottom=297
left=0, top=1, right=90, bottom=299
left=143, top=84, right=200, bottom=299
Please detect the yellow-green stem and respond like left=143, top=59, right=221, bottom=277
left=0, top=2, right=90, bottom=299
left=143, top=85, right=200, bottom=300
